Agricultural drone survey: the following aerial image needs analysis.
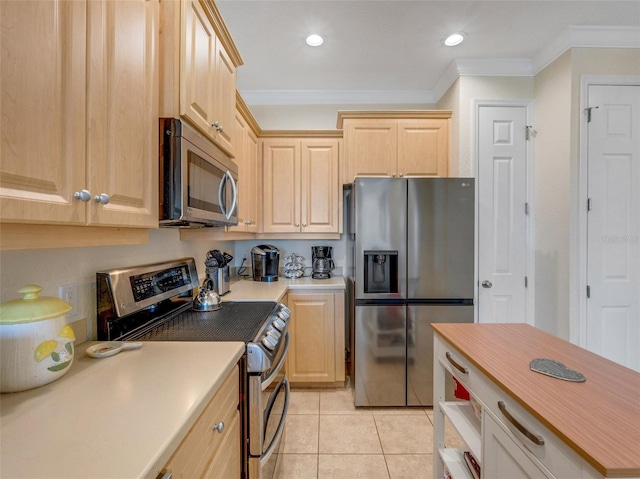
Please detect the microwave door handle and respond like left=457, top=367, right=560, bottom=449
left=225, top=171, right=237, bottom=220
left=218, top=172, right=227, bottom=218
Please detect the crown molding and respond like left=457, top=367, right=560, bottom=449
left=239, top=26, right=640, bottom=106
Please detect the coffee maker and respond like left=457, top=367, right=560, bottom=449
left=251, top=244, right=280, bottom=282
left=311, top=246, right=335, bottom=279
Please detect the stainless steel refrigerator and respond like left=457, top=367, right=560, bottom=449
left=352, top=177, right=475, bottom=406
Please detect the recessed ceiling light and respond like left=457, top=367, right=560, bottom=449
left=306, top=34, right=324, bottom=47
left=444, top=33, right=465, bottom=47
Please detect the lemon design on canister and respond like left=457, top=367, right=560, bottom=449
left=34, top=340, right=58, bottom=362
left=58, top=324, right=76, bottom=341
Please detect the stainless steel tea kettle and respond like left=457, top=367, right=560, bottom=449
left=192, top=278, right=222, bottom=312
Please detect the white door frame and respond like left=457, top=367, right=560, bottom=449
left=574, top=75, right=640, bottom=346
left=472, top=99, right=536, bottom=325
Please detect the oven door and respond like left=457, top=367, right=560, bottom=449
left=248, top=332, right=290, bottom=479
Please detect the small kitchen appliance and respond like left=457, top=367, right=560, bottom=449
left=251, top=244, right=280, bottom=282
left=96, top=258, right=291, bottom=479
left=311, top=246, right=335, bottom=279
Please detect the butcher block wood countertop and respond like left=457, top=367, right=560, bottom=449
left=432, top=323, right=640, bottom=478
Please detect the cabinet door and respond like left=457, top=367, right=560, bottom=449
left=87, top=0, right=158, bottom=227
left=398, top=119, right=449, bottom=177
left=245, top=129, right=260, bottom=232
left=300, top=139, right=340, bottom=233
left=287, top=292, right=336, bottom=383
left=262, top=140, right=300, bottom=233
left=211, top=39, right=235, bottom=156
left=203, top=412, right=241, bottom=479
left=180, top=0, right=215, bottom=137
left=0, top=0, right=86, bottom=225
left=344, top=119, right=397, bottom=181
left=483, top=411, right=554, bottom=479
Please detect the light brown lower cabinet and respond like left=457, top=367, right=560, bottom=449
left=286, top=291, right=345, bottom=384
left=160, top=366, right=240, bottom=479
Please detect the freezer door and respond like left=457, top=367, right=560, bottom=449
left=355, top=178, right=407, bottom=300
left=354, top=304, right=406, bottom=406
left=407, top=304, right=474, bottom=406
left=407, top=178, right=475, bottom=299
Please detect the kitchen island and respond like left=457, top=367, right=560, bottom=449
left=0, top=341, right=244, bottom=479
left=433, top=323, right=640, bottom=479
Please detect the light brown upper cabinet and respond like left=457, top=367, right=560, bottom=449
left=160, top=0, right=242, bottom=157
left=227, top=95, right=260, bottom=234
left=262, top=136, right=341, bottom=235
left=338, top=111, right=451, bottom=183
left=0, top=0, right=158, bottom=229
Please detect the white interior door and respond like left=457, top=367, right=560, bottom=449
left=586, top=84, right=640, bottom=371
left=477, top=106, right=529, bottom=323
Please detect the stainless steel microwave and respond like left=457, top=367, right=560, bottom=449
left=159, top=118, right=238, bottom=228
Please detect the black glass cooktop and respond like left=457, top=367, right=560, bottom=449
left=125, top=301, right=277, bottom=342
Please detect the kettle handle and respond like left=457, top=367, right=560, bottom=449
left=201, top=278, right=214, bottom=292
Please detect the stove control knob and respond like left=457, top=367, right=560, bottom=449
left=261, top=336, right=276, bottom=351
left=268, top=328, right=281, bottom=340
left=277, top=305, right=291, bottom=320
left=273, top=318, right=286, bottom=331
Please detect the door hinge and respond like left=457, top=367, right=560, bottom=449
left=587, top=285, right=591, bottom=298
left=587, top=198, right=592, bottom=211
left=525, top=276, right=528, bottom=288
left=585, top=106, right=599, bottom=123
left=525, top=202, right=529, bottom=215
left=525, top=125, right=536, bottom=141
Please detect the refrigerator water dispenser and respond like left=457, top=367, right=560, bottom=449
left=363, top=250, right=398, bottom=293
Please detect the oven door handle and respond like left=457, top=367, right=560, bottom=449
left=260, top=377, right=290, bottom=466
left=262, top=332, right=289, bottom=391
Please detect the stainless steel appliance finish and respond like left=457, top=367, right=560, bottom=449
left=252, top=245, right=280, bottom=282
left=96, top=258, right=290, bottom=479
left=159, top=118, right=239, bottom=228
left=352, top=178, right=475, bottom=407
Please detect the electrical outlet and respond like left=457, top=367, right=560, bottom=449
left=59, top=283, right=79, bottom=320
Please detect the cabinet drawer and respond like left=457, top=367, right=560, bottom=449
left=435, top=334, right=480, bottom=394
left=477, top=373, right=584, bottom=479
left=164, top=367, right=239, bottom=477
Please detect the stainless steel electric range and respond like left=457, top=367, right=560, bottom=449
left=96, top=258, right=290, bottom=479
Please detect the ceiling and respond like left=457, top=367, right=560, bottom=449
left=216, top=1, right=640, bottom=105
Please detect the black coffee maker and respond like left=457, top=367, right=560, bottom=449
left=311, top=246, right=335, bottom=279
left=251, top=244, right=280, bottom=282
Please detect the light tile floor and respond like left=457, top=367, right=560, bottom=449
left=272, top=386, right=464, bottom=479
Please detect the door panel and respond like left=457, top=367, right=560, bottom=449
left=407, top=304, right=473, bottom=406
left=262, top=140, right=300, bottom=233
left=478, top=106, right=528, bottom=323
left=407, top=178, right=475, bottom=299
left=586, top=84, right=640, bottom=371
left=301, top=140, right=340, bottom=233
left=354, top=304, right=406, bottom=406
left=354, top=178, right=407, bottom=300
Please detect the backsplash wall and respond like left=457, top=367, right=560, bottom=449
left=0, top=229, right=233, bottom=343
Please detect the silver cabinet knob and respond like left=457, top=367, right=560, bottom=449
left=391, top=173, right=396, bottom=177
left=94, top=193, right=110, bottom=205
left=481, top=280, right=493, bottom=288
left=295, top=223, right=300, bottom=227
left=212, top=121, right=223, bottom=132
left=399, top=173, right=404, bottom=177
left=245, top=220, right=253, bottom=225
left=302, top=223, right=307, bottom=227
left=212, top=422, right=224, bottom=434
left=74, top=189, right=91, bottom=202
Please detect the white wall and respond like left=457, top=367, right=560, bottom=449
left=0, top=229, right=233, bottom=343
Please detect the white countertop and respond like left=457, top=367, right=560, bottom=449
left=222, top=275, right=345, bottom=302
left=0, top=341, right=244, bottom=479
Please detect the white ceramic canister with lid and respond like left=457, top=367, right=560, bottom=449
left=0, top=285, right=76, bottom=393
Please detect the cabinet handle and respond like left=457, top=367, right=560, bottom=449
left=74, top=189, right=91, bottom=202
left=212, top=121, right=223, bottom=132
left=391, top=173, right=396, bottom=177
left=399, top=172, right=404, bottom=177
left=295, top=223, right=300, bottom=227
left=94, top=193, right=110, bottom=205
left=302, top=223, right=307, bottom=227
left=245, top=220, right=253, bottom=225
left=212, top=421, right=225, bottom=434
left=445, top=351, right=468, bottom=375
left=498, top=401, right=545, bottom=446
